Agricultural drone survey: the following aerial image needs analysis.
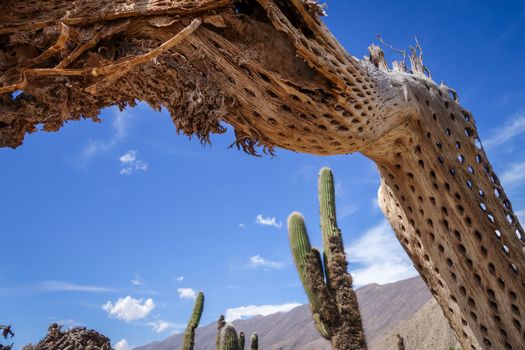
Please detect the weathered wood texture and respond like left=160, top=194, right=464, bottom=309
left=1, top=1, right=524, bottom=349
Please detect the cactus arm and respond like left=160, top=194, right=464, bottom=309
left=287, top=212, right=324, bottom=313
left=249, top=333, right=258, bottom=350
left=182, top=291, right=205, bottom=350
left=312, top=313, right=331, bottom=340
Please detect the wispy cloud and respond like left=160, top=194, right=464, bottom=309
left=119, top=150, right=148, bottom=175
left=82, top=110, right=131, bottom=160
left=56, top=319, right=84, bottom=329
left=238, top=223, right=245, bottom=229
left=346, top=221, right=417, bottom=288
left=247, top=255, right=285, bottom=270
left=0, top=281, right=115, bottom=296
left=177, top=288, right=197, bottom=300
left=176, top=276, right=184, bottom=284
left=225, top=303, right=301, bottom=322
left=484, top=114, right=525, bottom=150
left=256, top=215, right=282, bottom=228
left=500, top=161, right=525, bottom=188
left=102, top=296, right=155, bottom=322
left=131, top=274, right=143, bottom=286
left=115, top=339, right=131, bottom=350
left=41, top=281, right=114, bottom=293
left=338, top=204, right=358, bottom=219
left=149, top=320, right=185, bottom=334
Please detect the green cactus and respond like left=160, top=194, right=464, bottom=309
left=215, top=317, right=255, bottom=350
left=216, top=315, right=226, bottom=350
left=238, top=331, right=245, bottom=350
left=218, top=324, right=240, bottom=350
left=287, top=167, right=367, bottom=350
left=182, top=292, right=205, bottom=350
left=249, top=332, right=258, bottom=350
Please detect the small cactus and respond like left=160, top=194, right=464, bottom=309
left=238, top=332, right=245, bottom=350
left=396, top=334, right=405, bottom=350
left=182, top=292, right=204, bottom=350
left=288, top=167, right=367, bottom=350
left=215, top=317, right=256, bottom=350
left=249, top=333, right=258, bottom=350
left=218, top=324, right=239, bottom=350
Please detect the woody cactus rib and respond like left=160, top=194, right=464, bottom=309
left=182, top=291, right=205, bottom=350
left=288, top=167, right=367, bottom=350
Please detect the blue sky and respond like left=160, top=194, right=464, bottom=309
left=1, top=1, right=524, bottom=349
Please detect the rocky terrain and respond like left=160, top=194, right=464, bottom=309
left=135, top=276, right=458, bottom=350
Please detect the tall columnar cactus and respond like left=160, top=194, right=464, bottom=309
left=182, top=292, right=204, bottom=350
left=288, top=167, right=367, bottom=350
left=249, top=333, right=258, bottom=350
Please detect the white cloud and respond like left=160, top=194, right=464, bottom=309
left=248, top=255, right=284, bottom=270
left=147, top=321, right=185, bottom=334
left=500, top=161, right=525, bottom=187
left=57, top=319, right=83, bottom=329
left=177, top=288, right=197, bottom=300
left=238, top=223, right=245, bottom=229
left=131, top=274, right=143, bottom=286
left=255, top=215, right=282, bottom=228
left=346, top=221, right=417, bottom=288
left=115, top=339, right=131, bottom=350
left=149, top=320, right=174, bottom=333
left=484, top=115, right=525, bottom=149
left=40, top=281, right=114, bottom=293
left=176, top=276, right=184, bottom=283
left=119, top=150, right=148, bottom=175
left=225, top=303, right=301, bottom=322
left=82, top=111, right=131, bottom=160
left=102, top=296, right=155, bottom=322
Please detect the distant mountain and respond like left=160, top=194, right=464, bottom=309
left=134, top=276, right=457, bottom=350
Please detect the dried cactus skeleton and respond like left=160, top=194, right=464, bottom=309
left=288, top=167, right=367, bottom=350
left=1, top=0, right=524, bottom=349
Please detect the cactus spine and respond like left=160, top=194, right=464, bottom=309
left=249, top=333, right=258, bottom=350
left=287, top=167, right=367, bottom=350
left=182, top=291, right=204, bottom=350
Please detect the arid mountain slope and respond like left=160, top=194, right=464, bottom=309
left=372, top=298, right=459, bottom=350
left=135, top=276, right=456, bottom=350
